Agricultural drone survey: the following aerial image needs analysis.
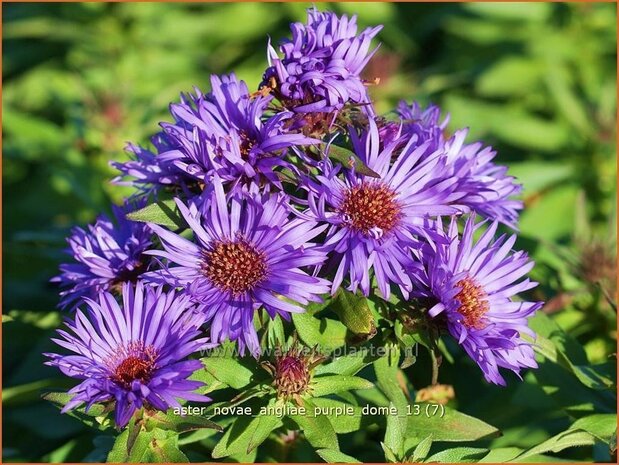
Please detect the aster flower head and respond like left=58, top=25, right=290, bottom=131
left=142, top=178, right=331, bottom=356
left=262, top=7, right=383, bottom=114
left=397, top=101, right=522, bottom=227
left=409, top=216, right=543, bottom=385
left=156, top=74, right=317, bottom=193
left=45, top=282, right=212, bottom=428
left=396, top=100, right=449, bottom=153
left=442, top=129, right=523, bottom=229
left=305, top=119, right=463, bottom=299
left=52, top=201, right=153, bottom=310
left=111, top=140, right=194, bottom=195
left=262, top=341, right=326, bottom=403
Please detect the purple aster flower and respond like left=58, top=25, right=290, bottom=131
left=304, top=119, right=463, bottom=299
left=150, top=74, right=317, bottom=193
left=395, top=101, right=448, bottom=153
left=397, top=101, right=523, bottom=228
left=409, top=216, right=543, bottom=385
left=111, top=139, right=197, bottom=195
left=262, top=7, right=383, bottom=113
left=45, top=282, right=212, bottom=428
left=442, top=129, right=523, bottom=229
left=142, top=178, right=330, bottom=356
left=52, top=201, right=153, bottom=310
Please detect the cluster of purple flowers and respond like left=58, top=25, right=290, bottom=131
left=48, top=7, right=543, bottom=428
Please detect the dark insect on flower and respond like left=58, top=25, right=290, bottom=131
left=45, top=282, right=213, bottom=428
left=261, top=341, right=325, bottom=403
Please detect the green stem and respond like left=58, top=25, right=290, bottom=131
left=429, top=347, right=439, bottom=386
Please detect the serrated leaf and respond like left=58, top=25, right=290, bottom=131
left=311, top=375, right=373, bottom=397
left=317, top=448, right=361, bottom=463
left=126, top=200, right=187, bottom=229
left=290, top=398, right=339, bottom=450
left=201, top=357, right=255, bottom=390
left=426, top=446, right=488, bottom=463
left=331, top=289, right=377, bottom=336
left=326, top=144, right=380, bottom=178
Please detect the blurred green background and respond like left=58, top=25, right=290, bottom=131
left=2, top=2, right=617, bottom=462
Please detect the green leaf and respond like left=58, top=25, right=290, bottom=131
left=292, top=312, right=347, bottom=352
left=212, top=415, right=260, bottom=459
left=508, top=161, right=573, bottom=194
left=406, top=404, right=500, bottom=443
left=374, top=346, right=408, bottom=460
left=311, top=375, right=374, bottom=397
left=201, top=357, right=255, bottom=390
left=149, top=431, right=189, bottom=463
left=325, top=144, right=380, bottom=178
left=290, top=398, right=339, bottom=450
left=107, top=423, right=154, bottom=462
left=384, top=401, right=406, bottom=460
left=265, top=314, right=286, bottom=348
left=476, top=57, right=542, bottom=97
left=571, top=414, right=617, bottom=443
left=316, top=448, right=361, bottom=463
left=126, top=200, right=188, bottom=229
left=314, top=347, right=380, bottom=376
left=464, top=2, right=551, bottom=21
left=143, top=409, right=222, bottom=434
left=425, top=447, right=489, bottom=463
left=520, top=185, right=579, bottom=241
left=480, top=447, right=524, bottom=462
left=331, top=289, right=377, bottom=336
left=5, top=379, right=70, bottom=407
left=247, top=400, right=282, bottom=453
left=381, top=442, right=399, bottom=463
left=42, top=391, right=112, bottom=429
left=529, top=312, right=616, bottom=389
left=310, top=398, right=373, bottom=434
left=511, top=429, right=595, bottom=462
left=412, top=434, right=433, bottom=462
